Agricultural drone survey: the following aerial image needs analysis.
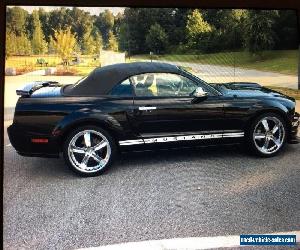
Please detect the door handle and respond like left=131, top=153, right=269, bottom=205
left=138, top=106, right=157, bottom=111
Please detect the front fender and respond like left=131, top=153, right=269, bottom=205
left=247, top=98, right=295, bottom=131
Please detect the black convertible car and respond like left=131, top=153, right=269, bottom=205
left=8, top=62, right=299, bottom=176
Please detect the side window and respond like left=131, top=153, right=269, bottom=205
left=109, top=78, right=133, bottom=96
left=131, top=73, right=157, bottom=96
left=131, top=73, right=198, bottom=97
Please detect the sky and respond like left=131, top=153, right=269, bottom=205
left=8, top=6, right=125, bottom=16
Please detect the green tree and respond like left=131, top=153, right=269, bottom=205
left=6, top=31, right=31, bottom=57
left=47, top=7, right=73, bottom=41
left=118, top=23, right=130, bottom=52
left=6, top=7, right=28, bottom=36
left=5, top=31, right=17, bottom=59
left=16, top=33, right=32, bottom=55
left=273, top=10, right=298, bottom=49
left=93, top=31, right=103, bottom=54
left=82, top=29, right=103, bottom=54
left=107, top=31, right=118, bottom=51
left=121, top=8, right=140, bottom=54
left=82, top=28, right=96, bottom=55
left=48, top=36, right=56, bottom=54
left=113, top=12, right=124, bottom=38
left=186, top=9, right=212, bottom=50
left=31, top=11, right=48, bottom=54
left=244, top=10, right=278, bottom=57
left=95, top=10, right=114, bottom=46
left=52, top=27, right=77, bottom=65
left=122, top=8, right=179, bottom=54
left=5, top=6, right=298, bottom=56
left=145, top=23, right=168, bottom=54
left=38, top=8, right=51, bottom=43
left=200, top=9, right=247, bottom=52
left=70, top=7, right=94, bottom=43
left=169, top=8, right=190, bottom=49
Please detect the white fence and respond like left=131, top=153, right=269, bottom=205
left=99, top=50, right=126, bottom=67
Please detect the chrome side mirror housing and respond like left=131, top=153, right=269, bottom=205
left=193, top=87, right=208, bottom=98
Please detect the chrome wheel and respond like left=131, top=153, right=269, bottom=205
left=68, top=129, right=111, bottom=173
left=253, top=116, right=285, bottom=155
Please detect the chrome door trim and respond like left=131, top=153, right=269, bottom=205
left=119, top=139, right=145, bottom=146
left=119, top=131, right=244, bottom=146
left=138, top=106, right=157, bottom=111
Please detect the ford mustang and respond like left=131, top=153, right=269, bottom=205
left=8, top=62, right=299, bottom=176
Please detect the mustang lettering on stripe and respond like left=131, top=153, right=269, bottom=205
left=119, top=132, right=244, bottom=146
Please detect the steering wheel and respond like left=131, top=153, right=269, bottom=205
left=174, top=80, right=183, bottom=95
left=169, top=81, right=178, bottom=92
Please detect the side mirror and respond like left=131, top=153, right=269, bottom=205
left=193, top=87, right=208, bottom=98
left=191, top=87, right=208, bottom=104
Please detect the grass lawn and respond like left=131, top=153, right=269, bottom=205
left=5, top=55, right=100, bottom=76
left=6, top=55, right=101, bottom=67
left=72, top=66, right=96, bottom=76
left=131, top=50, right=298, bottom=75
left=5, top=55, right=61, bottom=68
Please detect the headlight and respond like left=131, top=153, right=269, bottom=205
left=292, top=112, right=299, bottom=127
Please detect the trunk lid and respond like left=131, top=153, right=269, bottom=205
left=16, top=81, right=63, bottom=98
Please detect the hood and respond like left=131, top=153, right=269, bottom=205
left=214, top=82, right=294, bottom=101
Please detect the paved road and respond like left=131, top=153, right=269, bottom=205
left=152, top=60, right=298, bottom=89
left=3, top=121, right=300, bottom=249
left=22, top=69, right=47, bottom=76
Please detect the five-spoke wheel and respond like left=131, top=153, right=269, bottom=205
left=248, top=113, right=286, bottom=156
left=63, top=126, right=116, bottom=176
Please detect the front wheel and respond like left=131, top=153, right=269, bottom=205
left=247, top=113, right=286, bottom=157
left=63, top=126, right=116, bottom=176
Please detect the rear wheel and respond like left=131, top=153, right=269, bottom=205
left=63, top=126, right=116, bottom=176
left=247, top=113, right=286, bottom=157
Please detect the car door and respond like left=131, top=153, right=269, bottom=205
left=105, top=78, right=136, bottom=140
left=130, top=72, right=225, bottom=140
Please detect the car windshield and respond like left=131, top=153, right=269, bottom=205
left=179, top=67, right=207, bottom=84
left=179, top=67, right=222, bottom=95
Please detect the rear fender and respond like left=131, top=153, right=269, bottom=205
left=52, top=108, right=124, bottom=141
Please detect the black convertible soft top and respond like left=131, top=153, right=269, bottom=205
left=64, top=62, right=181, bottom=96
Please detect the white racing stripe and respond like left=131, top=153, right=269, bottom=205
left=139, top=106, right=157, bottom=111
left=118, top=139, right=144, bottom=146
left=119, top=132, right=244, bottom=146
left=222, top=132, right=245, bottom=138
left=76, top=231, right=299, bottom=250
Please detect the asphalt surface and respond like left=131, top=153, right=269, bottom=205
left=3, top=120, right=300, bottom=250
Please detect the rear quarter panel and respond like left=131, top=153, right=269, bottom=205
left=11, top=96, right=134, bottom=155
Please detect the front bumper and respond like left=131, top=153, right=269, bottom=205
left=288, top=112, right=299, bottom=144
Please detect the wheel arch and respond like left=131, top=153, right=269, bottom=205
left=56, top=118, right=121, bottom=152
left=245, top=108, right=290, bottom=136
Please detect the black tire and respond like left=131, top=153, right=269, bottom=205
left=246, top=112, right=287, bottom=157
left=63, top=125, right=117, bottom=176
